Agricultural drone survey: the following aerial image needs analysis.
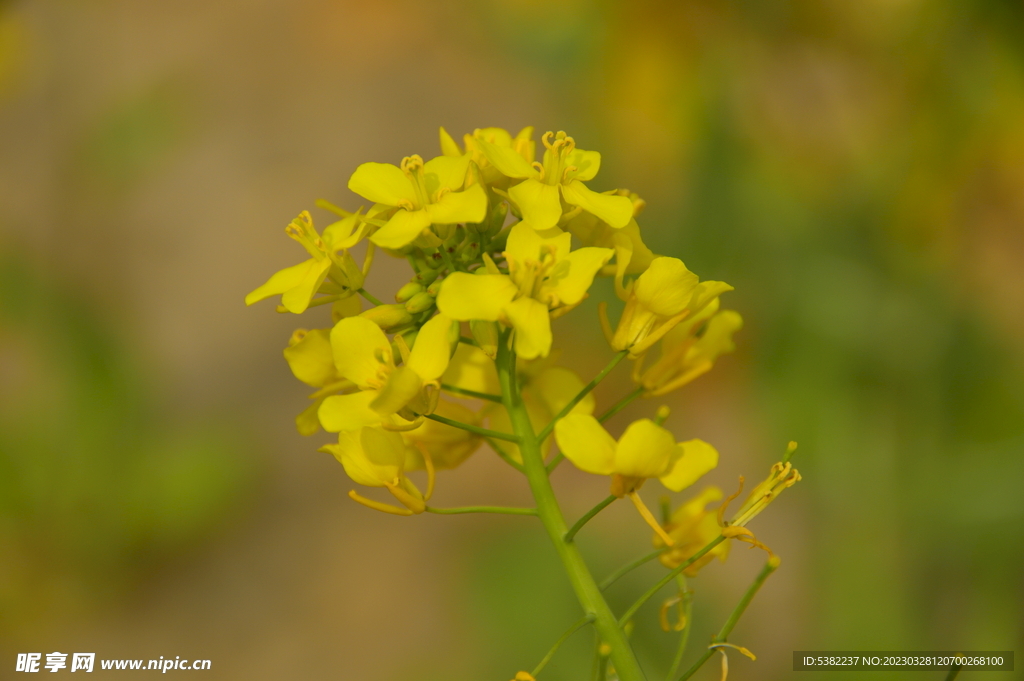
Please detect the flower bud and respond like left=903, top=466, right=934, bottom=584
left=415, top=268, right=440, bottom=286
left=360, top=304, right=414, bottom=331
left=396, top=281, right=424, bottom=303
left=470, top=320, right=499, bottom=359
left=404, top=291, right=436, bottom=314
left=426, top=277, right=445, bottom=297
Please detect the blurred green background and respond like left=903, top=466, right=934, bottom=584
left=1, top=0, right=1021, bottom=679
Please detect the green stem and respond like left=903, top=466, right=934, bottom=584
left=598, top=386, right=644, bottom=423
left=677, top=558, right=778, bottom=681
left=664, top=575, right=692, bottom=681
left=424, top=413, right=519, bottom=443
left=545, top=452, right=566, bottom=474
left=458, top=335, right=479, bottom=347
left=944, top=664, right=962, bottom=681
left=357, top=288, right=384, bottom=306
left=565, top=495, right=618, bottom=543
left=619, top=536, right=727, bottom=627
left=484, top=437, right=525, bottom=474
left=536, top=350, right=629, bottom=443
left=439, top=246, right=457, bottom=274
left=425, top=505, right=537, bottom=516
left=532, top=615, right=595, bottom=677
left=599, top=549, right=663, bottom=591
left=498, top=340, right=647, bottom=681
left=440, top=383, right=503, bottom=403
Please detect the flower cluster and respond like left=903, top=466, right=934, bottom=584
left=248, top=126, right=798, bottom=679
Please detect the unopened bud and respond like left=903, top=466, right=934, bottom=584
left=404, top=291, right=436, bottom=314
left=471, top=320, right=499, bottom=359
left=395, top=281, right=424, bottom=303
left=360, top=304, right=413, bottom=331
left=426, top=277, right=444, bottom=297
left=415, top=268, right=440, bottom=286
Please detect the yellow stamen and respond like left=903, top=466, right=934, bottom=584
left=659, top=594, right=686, bottom=632
left=629, top=491, right=675, bottom=546
left=348, top=490, right=414, bottom=516
left=718, top=476, right=745, bottom=528
left=415, top=441, right=436, bottom=502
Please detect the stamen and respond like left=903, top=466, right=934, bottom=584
left=531, top=161, right=545, bottom=181
left=718, top=476, right=745, bottom=528
left=629, top=491, right=675, bottom=546
left=659, top=595, right=686, bottom=632
left=415, top=442, right=436, bottom=502
left=541, top=131, right=555, bottom=150
left=348, top=490, right=414, bottom=516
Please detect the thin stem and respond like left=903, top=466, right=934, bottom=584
left=441, top=383, right=503, bottom=403
left=619, top=535, right=727, bottom=627
left=677, top=558, right=779, bottom=681
left=944, top=664, right=962, bottom=681
left=665, top=575, right=692, bottom=681
left=357, top=288, right=384, bottom=306
left=536, top=350, right=629, bottom=443
left=599, top=549, right=663, bottom=591
left=498, top=340, right=647, bottom=681
left=564, top=495, right=618, bottom=543
left=484, top=437, right=525, bottom=474
left=531, top=615, right=595, bottom=677
left=424, top=413, right=519, bottom=443
left=425, top=505, right=537, bottom=516
left=545, top=452, right=566, bottom=474
left=598, top=386, right=644, bottom=423
left=458, top=335, right=479, bottom=347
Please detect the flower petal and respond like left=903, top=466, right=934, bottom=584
left=614, top=419, right=678, bottom=478
left=505, top=222, right=571, bottom=269
left=245, top=259, right=317, bottom=307
left=370, top=208, right=432, bottom=249
left=318, top=391, right=384, bottom=432
left=442, top=343, right=501, bottom=394
left=565, top=148, right=601, bottom=181
left=505, top=296, right=552, bottom=359
left=283, top=329, right=335, bottom=387
left=634, top=257, right=700, bottom=317
left=554, top=413, right=617, bottom=475
left=439, top=126, right=462, bottom=157
left=424, top=154, right=471, bottom=193
left=560, top=181, right=634, bottom=228
left=330, top=316, right=390, bottom=388
left=475, top=135, right=537, bottom=178
left=528, top=366, right=595, bottom=418
left=280, top=257, right=333, bottom=314
left=348, top=162, right=417, bottom=206
left=510, top=178, right=563, bottom=230
left=547, top=246, right=613, bottom=306
left=425, top=183, right=487, bottom=224
left=407, top=313, right=455, bottom=381
left=323, top=213, right=368, bottom=250
left=436, top=273, right=517, bottom=321
left=369, top=365, right=424, bottom=416
left=660, top=439, right=719, bottom=492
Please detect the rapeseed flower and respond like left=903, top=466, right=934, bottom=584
left=656, top=487, right=731, bottom=576
left=439, top=126, right=535, bottom=188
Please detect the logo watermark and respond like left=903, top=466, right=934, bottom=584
left=15, top=654, right=211, bottom=673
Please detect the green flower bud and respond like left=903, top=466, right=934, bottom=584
left=360, top=304, right=414, bottom=331
left=404, top=291, right=436, bottom=314
left=470, top=320, right=499, bottom=359
left=426, top=277, right=445, bottom=297
left=395, top=281, right=424, bottom=303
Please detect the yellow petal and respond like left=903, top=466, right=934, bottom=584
left=403, top=399, right=480, bottom=470
left=505, top=296, right=552, bottom=359
left=424, top=183, right=487, bottom=224
left=280, top=257, right=333, bottom=314
left=245, top=258, right=321, bottom=311
left=634, top=257, right=699, bottom=317
left=283, top=329, right=335, bottom=387
left=528, top=366, right=595, bottom=417
left=423, top=154, right=471, bottom=193
left=348, top=162, right=416, bottom=206
left=475, top=135, right=537, bottom=178
left=322, top=430, right=386, bottom=487
left=554, top=413, right=617, bottom=475
left=687, top=280, right=734, bottom=315
left=442, top=343, right=501, bottom=394
left=322, top=213, right=367, bottom=250
left=295, top=398, right=325, bottom=436
left=660, top=439, right=719, bottom=492
left=330, top=316, right=390, bottom=388
left=559, top=181, right=633, bottom=228
left=318, top=391, right=384, bottom=432
left=510, top=178, right=563, bottom=230
left=505, top=222, right=571, bottom=269
left=436, top=273, right=517, bottom=321
left=407, top=313, right=454, bottom=381
left=439, top=126, right=462, bottom=157
left=565, top=148, right=601, bottom=181
left=614, top=419, right=678, bottom=478
left=370, top=365, right=424, bottom=416
left=546, top=246, right=613, bottom=306
left=369, top=208, right=432, bottom=249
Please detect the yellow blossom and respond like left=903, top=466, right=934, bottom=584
left=600, top=257, right=733, bottom=356
left=436, top=223, right=612, bottom=358
left=476, top=130, right=634, bottom=231
left=656, top=487, right=731, bottom=576
left=554, top=414, right=718, bottom=495
left=439, top=126, right=535, bottom=188
left=402, top=399, right=482, bottom=470
left=635, top=302, right=743, bottom=395
left=321, top=425, right=434, bottom=515
left=317, top=313, right=455, bottom=432
left=283, top=328, right=354, bottom=435
left=245, top=210, right=369, bottom=313
left=348, top=154, right=487, bottom=250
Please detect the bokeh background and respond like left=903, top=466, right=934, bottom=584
left=1, top=0, right=1022, bottom=679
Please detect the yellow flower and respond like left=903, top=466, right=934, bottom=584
left=348, top=154, right=487, bottom=250
left=600, top=257, right=733, bottom=356
left=317, top=313, right=455, bottom=432
left=476, top=130, right=634, bottom=231
left=656, top=487, right=731, bottom=576
left=245, top=210, right=369, bottom=313
left=283, top=328, right=354, bottom=435
left=635, top=302, right=743, bottom=395
left=563, top=189, right=656, bottom=295
left=439, top=126, right=535, bottom=188
left=321, top=425, right=433, bottom=515
left=436, top=223, right=612, bottom=358
left=554, top=414, right=718, bottom=495
left=401, top=399, right=482, bottom=470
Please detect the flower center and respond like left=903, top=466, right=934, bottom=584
left=400, top=155, right=430, bottom=209
left=540, top=131, right=576, bottom=186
